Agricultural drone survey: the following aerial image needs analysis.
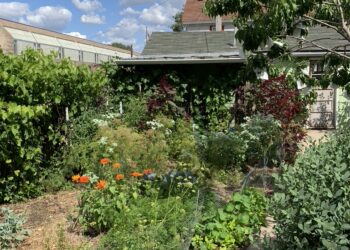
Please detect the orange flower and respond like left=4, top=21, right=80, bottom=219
left=71, top=175, right=81, bottom=183
left=95, top=180, right=107, bottom=190
left=79, top=175, right=89, bottom=184
left=143, top=169, right=152, bottom=175
left=113, top=163, right=122, bottom=169
left=115, top=174, right=124, bottom=181
left=99, top=158, right=110, bottom=165
left=131, top=172, right=143, bottom=177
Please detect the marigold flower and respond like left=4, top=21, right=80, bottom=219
left=96, top=180, right=107, bottom=190
left=115, top=174, right=124, bottom=181
left=79, top=175, right=89, bottom=184
left=71, top=175, right=80, bottom=183
left=143, top=169, right=152, bottom=175
left=99, top=158, right=110, bottom=165
left=113, top=163, right=122, bottom=169
left=131, top=172, right=143, bottom=177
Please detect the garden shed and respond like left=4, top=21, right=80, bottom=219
left=118, top=27, right=350, bottom=129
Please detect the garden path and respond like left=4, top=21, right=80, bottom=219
left=1, top=190, right=99, bottom=250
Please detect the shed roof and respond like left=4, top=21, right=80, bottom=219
left=287, top=26, right=350, bottom=53
left=182, top=0, right=234, bottom=24
left=117, top=26, right=350, bottom=66
left=142, top=31, right=239, bottom=55
left=117, top=31, right=244, bottom=65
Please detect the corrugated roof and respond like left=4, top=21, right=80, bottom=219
left=142, top=31, right=238, bottom=55
left=182, top=0, right=234, bottom=24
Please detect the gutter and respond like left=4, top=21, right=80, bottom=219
left=116, top=57, right=245, bottom=65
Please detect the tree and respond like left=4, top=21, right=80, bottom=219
left=204, top=0, right=350, bottom=88
left=171, top=11, right=184, bottom=32
left=111, top=42, right=132, bottom=51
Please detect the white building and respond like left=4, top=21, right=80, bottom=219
left=0, top=18, right=132, bottom=64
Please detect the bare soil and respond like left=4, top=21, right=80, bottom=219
left=1, top=191, right=100, bottom=250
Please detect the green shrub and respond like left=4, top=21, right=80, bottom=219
left=76, top=160, right=201, bottom=234
left=167, top=118, right=201, bottom=170
left=238, top=114, right=283, bottom=167
left=200, top=131, right=247, bottom=171
left=271, top=130, right=350, bottom=249
left=95, top=124, right=169, bottom=173
left=0, top=208, right=29, bottom=249
left=98, top=195, right=198, bottom=250
left=123, top=95, right=149, bottom=129
left=192, top=188, right=267, bottom=249
left=78, top=183, right=131, bottom=234
left=0, top=49, right=107, bottom=202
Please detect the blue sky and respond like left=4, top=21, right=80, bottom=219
left=0, top=0, right=185, bottom=51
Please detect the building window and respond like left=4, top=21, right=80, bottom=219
left=58, top=47, right=64, bottom=59
left=13, top=40, right=17, bottom=54
left=209, top=25, right=224, bottom=31
left=310, top=60, right=324, bottom=78
left=79, top=51, right=83, bottom=62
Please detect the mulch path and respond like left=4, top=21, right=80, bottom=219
left=1, top=190, right=100, bottom=250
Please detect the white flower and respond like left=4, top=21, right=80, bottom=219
left=102, top=113, right=121, bottom=119
left=98, top=137, right=108, bottom=145
left=192, top=123, right=199, bottom=131
left=92, top=119, right=108, bottom=127
left=146, top=120, right=164, bottom=130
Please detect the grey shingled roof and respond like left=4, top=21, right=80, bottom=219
left=287, top=26, right=349, bottom=52
left=142, top=31, right=239, bottom=56
left=116, top=26, right=349, bottom=65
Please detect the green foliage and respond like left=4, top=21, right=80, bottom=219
left=123, top=95, right=149, bottom=129
left=0, top=208, right=29, bottom=249
left=200, top=131, right=247, bottom=171
left=95, top=124, right=170, bottom=173
left=204, top=0, right=350, bottom=90
left=98, top=195, right=198, bottom=250
left=239, top=114, right=283, bottom=167
left=204, top=0, right=350, bottom=51
left=192, top=188, right=267, bottom=249
left=171, top=11, right=184, bottom=32
left=78, top=184, right=131, bottom=234
left=76, top=166, right=200, bottom=234
left=271, top=129, right=350, bottom=249
left=111, top=42, right=132, bottom=51
left=0, top=49, right=107, bottom=202
left=104, top=64, right=242, bottom=131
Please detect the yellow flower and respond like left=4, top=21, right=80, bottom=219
left=71, top=175, right=80, bottom=183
